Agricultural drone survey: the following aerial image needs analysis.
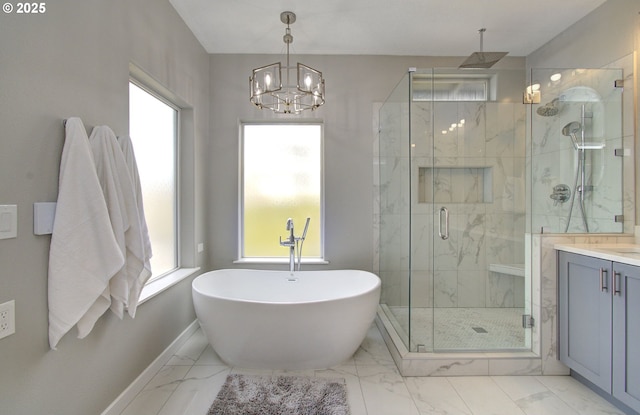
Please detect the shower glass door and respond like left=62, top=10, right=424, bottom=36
left=420, top=68, right=530, bottom=352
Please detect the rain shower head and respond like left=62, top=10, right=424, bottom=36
left=562, top=121, right=582, bottom=149
left=536, top=98, right=560, bottom=117
left=459, top=28, right=508, bottom=69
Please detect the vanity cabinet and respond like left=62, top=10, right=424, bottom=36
left=612, top=261, right=640, bottom=412
left=558, top=252, right=612, bottom=392
left=558, top=251, right=640, bottom=413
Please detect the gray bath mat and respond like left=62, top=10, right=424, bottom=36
left=208, top=374, right=350, bottom=415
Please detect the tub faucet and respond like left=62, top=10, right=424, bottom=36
left=279, top=218, right=296, bottom=273
left=279, top=217, right=310, bottom=273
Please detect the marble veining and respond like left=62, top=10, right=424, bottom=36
left=378, top=95, right=527, bottom=315
left=115, top=325, right=628, bottom=415
left=530, top=59, right=635, bottom=234
left=554, top=242, right=640, bottom=267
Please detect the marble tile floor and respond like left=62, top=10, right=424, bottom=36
left=119, top=325, right=626, bottom=415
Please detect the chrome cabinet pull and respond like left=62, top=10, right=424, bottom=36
left=438, top=207, right=449, bottom=240
left=600, top=268, right=608, bottom=292
left=614, top=272, right=622, bottom=296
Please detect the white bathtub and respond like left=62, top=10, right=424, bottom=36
left=192, top=269, right=381, bottom=370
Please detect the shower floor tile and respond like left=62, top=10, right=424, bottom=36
left=386, top=306, right=527, bottom=351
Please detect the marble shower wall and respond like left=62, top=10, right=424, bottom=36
left=530, top=57, right=635, bottom=234
left=376, top=72, right=527, bottom=310
left=411, top=101, right=527, bottom=308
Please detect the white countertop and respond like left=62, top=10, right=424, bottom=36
left=555, top=243, right=640, bottom=267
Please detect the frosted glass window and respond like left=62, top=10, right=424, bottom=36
left=241, top=123, right=323, bottom=258
left=129, top=82, right=178, bottom=280
left=413, top=75, right=489, bottom=101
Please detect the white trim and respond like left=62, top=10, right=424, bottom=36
left=100, top=319, right=200, bottom=415
left=138, top=267, right=200, bottom=305
left=128, top=79, right=182, bottom=278
left=233, top=258, right=329, bottom=265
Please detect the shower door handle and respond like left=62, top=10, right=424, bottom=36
left=438, top=207, right=449, bottom=240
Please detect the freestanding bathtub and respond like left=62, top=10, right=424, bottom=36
left=192, top=269, right=381, bottom=370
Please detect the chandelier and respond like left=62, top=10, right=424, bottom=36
left=249, top=11, right=325, bottom=114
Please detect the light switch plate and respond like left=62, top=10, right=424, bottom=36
left=0, top=205, right=17, bottom=239
left=34, top=202, right=56, bottom=235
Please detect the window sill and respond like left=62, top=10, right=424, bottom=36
left=138, top=267, right=201, bottom=305
left=233, top=258, right=329, bottom=265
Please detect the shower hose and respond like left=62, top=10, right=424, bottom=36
left=564, top=150, right=589, bottom=233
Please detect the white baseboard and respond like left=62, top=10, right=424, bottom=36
left=101, top=319, right=200, bottom=415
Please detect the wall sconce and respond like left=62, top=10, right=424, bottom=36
left=524, top=83, right=541, bottom=104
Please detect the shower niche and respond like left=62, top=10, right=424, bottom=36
left=418, top=166, right=493, bottom=204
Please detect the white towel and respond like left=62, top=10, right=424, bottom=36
left=89, top=126, right=148, bottom=320
left=118, top=135, right=152, bottom=317
left=48, top=118, right=124, bottom=350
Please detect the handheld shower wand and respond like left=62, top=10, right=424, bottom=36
left=301, top=217, right=310, bottom=240
left=296, top=217, right=311, bottom=271
left=561, top=120, right=589, bottom=233
left=562, top=122, right=581, bottom=150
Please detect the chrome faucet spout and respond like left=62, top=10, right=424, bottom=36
left=280, top=218, right=296, bottom=273
left=279, top=217, right=311, bottom=273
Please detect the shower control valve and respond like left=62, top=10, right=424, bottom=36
left=550, top=184, right=571, bottom=206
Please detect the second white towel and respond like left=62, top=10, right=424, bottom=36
left=88, top=126, right=148, bottom=322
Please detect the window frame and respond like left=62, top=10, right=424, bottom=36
left=412, top=73, right=493, bottom=102
left=129, top=79, right=180, bottom=281
left=129, top=63, right=200, bottom=305
left=237, top=120, right=326, bottom=264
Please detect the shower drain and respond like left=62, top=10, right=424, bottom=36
left=472, top=327, right=488, bottom=333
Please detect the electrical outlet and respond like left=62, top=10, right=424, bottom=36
left=0, top=300, right=15, bottom=339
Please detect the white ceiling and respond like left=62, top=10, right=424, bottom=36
left=169, top=0, right=607, bottom=57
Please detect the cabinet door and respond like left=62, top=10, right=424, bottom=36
left=558, top=251, right=612, bottom=393
left=612, top=262, right=640, bottom=412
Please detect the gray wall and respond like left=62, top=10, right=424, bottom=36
left=207, top=55, right=525, bottom=271
left=527, top=0, right=637, bottom=69
left=0, top=1, right=209, bottom=414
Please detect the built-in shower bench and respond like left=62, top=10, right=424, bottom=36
left=488, top=263, right=525, bottom=278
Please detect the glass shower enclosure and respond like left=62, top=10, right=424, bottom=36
left=378, top=66, right=625, bottom=354
left=378, top=68, right=530, bottom=352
